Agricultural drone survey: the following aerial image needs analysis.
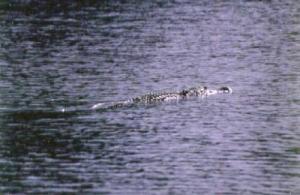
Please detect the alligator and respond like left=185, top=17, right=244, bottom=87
left=91, top=86, right=232, bottom=110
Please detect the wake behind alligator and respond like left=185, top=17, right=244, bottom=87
left=91, top=86, right=232, bottom=110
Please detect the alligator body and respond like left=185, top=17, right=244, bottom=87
left=92, top=86, right=232, bottom=110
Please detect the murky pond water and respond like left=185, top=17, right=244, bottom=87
left=0, top=0, right=299, bottom=194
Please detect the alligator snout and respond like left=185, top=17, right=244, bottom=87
left=218, top=86, right=233, bottom=94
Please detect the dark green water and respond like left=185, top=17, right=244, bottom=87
left=0, top=0, right=299, bottom=194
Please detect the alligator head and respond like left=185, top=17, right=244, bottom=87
left=184, top=86, right=232, bottom=96
left=180, top=86, right=232, bottom=97
left=180, top=86, right=207, bottom=96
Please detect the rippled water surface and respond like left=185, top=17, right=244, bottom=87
left=0, top=0, right=299, bottom=194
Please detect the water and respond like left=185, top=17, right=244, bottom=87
left=0, top=0, right=299, bottom=194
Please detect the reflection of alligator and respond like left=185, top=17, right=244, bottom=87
left=91, top=86, right=232, bottom=110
